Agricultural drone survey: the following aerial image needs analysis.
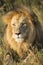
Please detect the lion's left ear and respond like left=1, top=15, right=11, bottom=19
left=2, top=11, right=15, bottom=25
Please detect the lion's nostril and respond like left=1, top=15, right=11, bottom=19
left=15, top=32, right=21, bottom=35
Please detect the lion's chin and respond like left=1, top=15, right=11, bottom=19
left=12, top=34, right=24, bottom=43
left=15, top=38, right=24, bottom=43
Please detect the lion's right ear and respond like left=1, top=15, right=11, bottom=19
left=2, top=11, right=15, bottom=24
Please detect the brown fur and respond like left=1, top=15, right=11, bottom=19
left=2, top=6, right=42, bottom=59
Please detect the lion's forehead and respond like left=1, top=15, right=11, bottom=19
left=11, top=13, right=27, bottom=25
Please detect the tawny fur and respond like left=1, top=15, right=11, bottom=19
left=2, top=7, right=36, bottom=58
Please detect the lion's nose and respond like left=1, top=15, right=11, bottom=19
left=15, top=32, right=21, bottom=35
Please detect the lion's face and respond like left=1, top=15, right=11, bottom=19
left=11, top=14, right=30, bottom=43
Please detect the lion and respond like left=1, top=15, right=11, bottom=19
left=2, top=6, right=42, bottom=63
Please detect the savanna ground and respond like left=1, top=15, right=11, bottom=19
left=0, top=0, right=43, bottom=65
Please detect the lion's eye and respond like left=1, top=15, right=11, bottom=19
left=23, top=23, right=27, bottom=27
left=12, top=24, right=16, bottom=26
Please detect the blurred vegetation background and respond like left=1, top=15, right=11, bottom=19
left=0, top=0, right=43, bottom=65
